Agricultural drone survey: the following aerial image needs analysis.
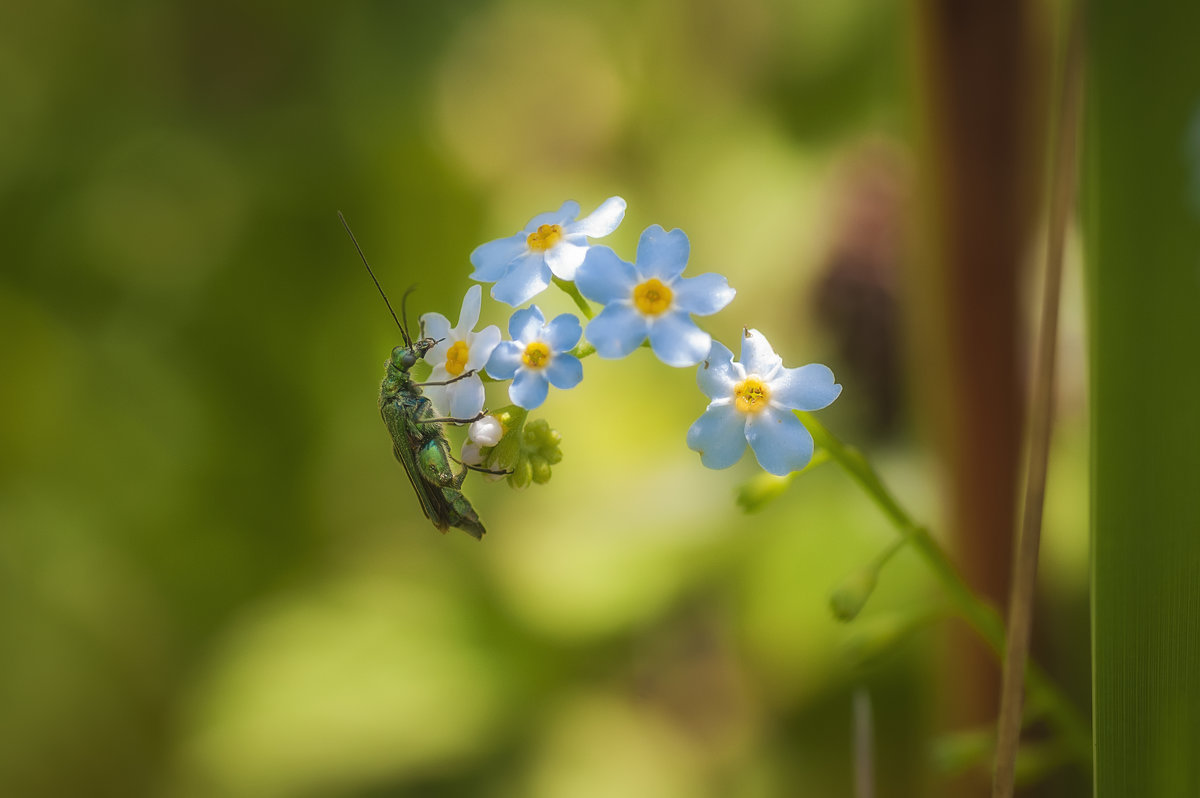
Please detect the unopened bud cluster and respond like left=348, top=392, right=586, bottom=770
left=462, top=406, right=563, bottom=489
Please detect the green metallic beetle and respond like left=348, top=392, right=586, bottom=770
left=378, top=335, right=488, bottom=539
left=341, top=213, right=494, bottom=540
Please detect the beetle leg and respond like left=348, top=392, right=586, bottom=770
left=449, top=453, right=512, bottom=476
left=415, top=369, right=476, bottom=388
left=420, top=409, right=488, bottom=425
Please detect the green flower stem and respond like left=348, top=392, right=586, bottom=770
left=569, top=341, right=596, bottom=359
left=553, top=276, right=595, bottom=320
left=798, top=412, right=1092, bottom=768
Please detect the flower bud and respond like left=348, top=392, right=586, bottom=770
left=736, top=472, right=794, bottom=513
left=530, top=454, right=552, bottom=484
left=508, top=458, right=533, bottom=490
left=830, top=566, right=879, bottom=622
left=468, top=415, right=504, bottom=447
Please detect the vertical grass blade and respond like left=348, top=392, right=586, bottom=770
left=993, top=6, right=1085, bottom=796
left=1087, top=2, right=1200, bottom=795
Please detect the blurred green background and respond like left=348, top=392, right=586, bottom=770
left=0, top=1, right=1090, bottom=796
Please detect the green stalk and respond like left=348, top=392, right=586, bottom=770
left=799, top=412, right=1092, bottom=767
left=553, top=276, right=595, bottom=319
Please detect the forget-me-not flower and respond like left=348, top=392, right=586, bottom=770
left=486, top=305, right=584, bottom=409
left=470, top=197, right=627, bottom=307
left=575, top=225, right=735, bottom=367
left=419, top=285, right=502, bottom=419
left=687, top=329, right=841, bottom=476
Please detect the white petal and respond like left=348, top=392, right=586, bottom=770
left=566, top=196, right=626, bottom=238
left=769, top=363, right=842, bottom=411
left=448, top=375, right=486, bottom=420
left=544, top=240, right=589, bottom=280
left=457, top=284, right=482, bottom=333
left=465, top=325, right=502, bottom=371
left=525, top=200, right=581, bottom=231
left=421, top=312, right=453, bottom=345
left=422, top=383, right=450, bottom=416
left=697, top=340, right=739, bottom=400
left=739, top=328, right=783, bottom=380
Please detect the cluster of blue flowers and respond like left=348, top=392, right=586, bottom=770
left=421, top=197, right=841, bottom=477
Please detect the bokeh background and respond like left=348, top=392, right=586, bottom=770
left=0, top=1, right=1090, bottom=796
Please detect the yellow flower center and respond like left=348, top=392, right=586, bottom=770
left=526, top=224, right=563, bottom=252
left=444, top=340, right=470, bottom=376
left=632, top=278, right=673, bottom=316
left=734, top=377, right=770, bottom=413
left=521, top=341, right=552, bottom=370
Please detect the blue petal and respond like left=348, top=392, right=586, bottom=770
left=545, top=313, right=583, bottom=352
left=697, top=340, right=739, bottom=400
left=739, top=328, right=783, bottom=379
left=576, top=246, right=639, bottom=304
left=585, top=302, right=648, bottom=359
left=470, top=233, right=528, bottom=281
left=491, top=255, right=551, bottom=307
left=769, top=363, right=842, bottom=411
left=566, top=196, right=626, bottom=238
left=510, top=369, right=550, bottom=409
left=508, top=305, right=546, bottom=342
left=485, top=341, right=523, bottom=380
left=746, top=409, right=815, bottom=476
left=448, top=375, right=486, bottom=419
left=648, top=311, right=711, bottom=367
left=635, top=225, right=690, bottom=281
left=672, top=272, right=736, bottom=316
left=686, top=404, right=748, bottom=470
left=524, top=200, right=581, bottom=231
left=546, top=353, right=583, bottom=389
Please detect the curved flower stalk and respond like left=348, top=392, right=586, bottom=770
left=471, top=197, right=627, bottom=307
left=575, top=225, right=736, bottom=367
left=485, top=305, right=584, bottom=410
left=687, top=328, right=841, bottom=476
left=363, top=194, right=1094, bottom=788
left=418, top=285, right=501, bottom=418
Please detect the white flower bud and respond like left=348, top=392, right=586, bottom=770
left=461, top=442, right=484, bottom=466
left=468, top=415, right=504, bottom=447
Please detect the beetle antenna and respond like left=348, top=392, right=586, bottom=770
left=400, top=285, right=418, bottom=347
left=338, top=211, right=410, bottom=348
